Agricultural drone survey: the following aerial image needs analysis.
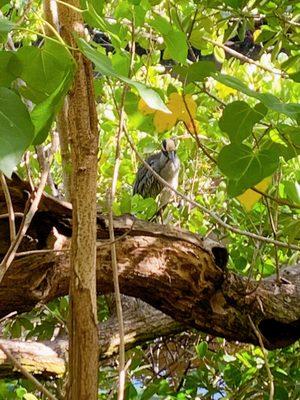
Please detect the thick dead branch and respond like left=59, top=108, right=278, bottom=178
left=0, top=306, right=181, bottom=378
left=0, top=178, right=299, bottom=354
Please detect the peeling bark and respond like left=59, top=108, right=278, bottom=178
left=0, top=179, right=299, bottom=357
left=0, top=306, right=181, bottom=378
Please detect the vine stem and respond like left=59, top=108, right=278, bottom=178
left=203, top=36, right=287, bottom=77
left=248, top=316, right=274, bottom=400
left=107, top=13, right=136, bottom=400
left=0, top=172, right=16, bottom=242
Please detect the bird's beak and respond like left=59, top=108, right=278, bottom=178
left=169, top=151, right=176, bottom=163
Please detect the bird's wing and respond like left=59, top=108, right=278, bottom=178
left=133, top=153, right=163, bottom=198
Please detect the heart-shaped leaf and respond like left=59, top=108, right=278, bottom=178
left=219, top=101, right=267, bottom=143
left=0, top=87, right=34, bottom=177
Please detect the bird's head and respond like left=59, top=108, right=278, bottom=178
left=162, top=138, right=178, bottom=163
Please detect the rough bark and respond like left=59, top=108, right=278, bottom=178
left=56, top=2, right=99, bottom=398
left=56, top=103, right=72, bottom=201
left=0, top=178, right=299, bottom=354
left=43, top=0, right=72, bottom=201
left=0, top=177, right=300, bottom=384
left=0, top=306, right=181, bottom=378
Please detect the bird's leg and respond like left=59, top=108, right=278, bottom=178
left=159, top=207, right=164, bottom=224
left=149, top=204, right=168, bottom=223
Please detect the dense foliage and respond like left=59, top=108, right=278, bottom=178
left=0, top=0, right=299, bottom=398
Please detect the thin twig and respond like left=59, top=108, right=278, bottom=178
left=24, top=151, right=35, bottom=191
left=107, top=14, right=136, bottom=400
left=0, top=212, right=24, bottom=220
left=0, top=343, right=58, bottom=400
left=197, top=82, right=226, bottom=107
left=0, top=311, right=17, bottom=323
left=124, top=127, right=300, bottom=251
left=252, top=187, right=300, bottom=210
left=248, top=316, right=274, bottom=400
left=42, top=304, right=68, bottom=333
left=15, top=249, right=68, bottom=257
left=13, top=225, right=135, bottom=257
left=264, top=198, right=280, bottom=282
left=181, top=94, right=217, bottom=164
left=203, top=36, right=286, bottom=77
left=0, top=173, right=16, bottom=242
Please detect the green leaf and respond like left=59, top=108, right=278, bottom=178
left=214, top=45, right=225, bottom=63
left=23, top=394, right=39, bottom=400
left=196, top=341, right=208, bottom=357
left=164, top=30, right=188, bottom=64
left=31, top=70, right=74, bottom=144
left=218, top=143, right=279, bottom=196
left=173, top=61, right=217, bottom=84
left=223, top=354, right=237, bottom=362
left=281, top=55, right=300, bottom=82
left=141, top=382, right=160, bottom=400
left=214, top=73, right=300, bottom=119
left=83, top=5, right=122, bottom=49
left=284, top=181, right=300, bottom=204
left=12, top=41, right=74, bottom=104
left=224, top=0, right=246, bottom=8
left=0, top=0, right=10, bottom=7
left=125, top=381, right=138, bottom=399
left=0, top=52, right=19, bottom=87
left=150, top=16, right=187, bottom=64
left=16, top=387, right=27, bottom=398
left=0, top=17, right=13, bottom=42
left=77, top=38, right=170, bottom=113
left=150, top=15, right=172, bottom=35
left=131, top=194, right=157, bottom=220
left=219, top=101, right=267, bottom=143
left=11, top=320, right=22, bottom=338
left=0, top=88, right=34, bottom=177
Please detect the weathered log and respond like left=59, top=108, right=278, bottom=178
left=0, top=306, right=181, bottom=378
left=0, top=177, right=299, bottom=356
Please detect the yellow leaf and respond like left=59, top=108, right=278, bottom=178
left=215, top=82, right=237, bottom=98
left=138, top=99, right=156, bottom=115
left=153, top=109, right=177, bottom=133
left=144, top=92, right=198, bottom=133
left=168, top=93, right=197, bottom=123
left=185, top=119, right=200, bottom=134
left=253, top=29, right=262, bottom=42
left=237, top=177, right=272, bottom=211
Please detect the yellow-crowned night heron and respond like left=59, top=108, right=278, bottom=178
left=133, top=138, right=180, bottom=210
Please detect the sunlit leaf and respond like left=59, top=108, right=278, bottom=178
left=0, top=16, right=13, bottom=42
left=284, top=181, right=300, bottom=204
left=78, top=38, right=170, bottom=113
left=237, top=177, right=272, bottom=211
left=218, top=143, right=279, bottom=196
left=214, top=74, right=300, bottom=119
left=31, top=69, right=74, bottom=144
left=0, top=51, right=18, bottom=87
left=12, top=41, right=74, bottom=104
left=0, top=88, right=34, bottom=177
left=196, top=341, right=208, bottom=357
left=219, top=101, right=267, bottom=143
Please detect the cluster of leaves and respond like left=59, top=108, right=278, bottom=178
left=97, top=336, right=300, bottom=400
left=0, top=0, right=300, bottom=399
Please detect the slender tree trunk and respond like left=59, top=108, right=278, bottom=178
left=56, top=102, right=72, bottom=201
left=56, top=1, right=99, bottom=399
left=43, top=0, right=72, bottom=201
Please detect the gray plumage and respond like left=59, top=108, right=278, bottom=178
left=133, top=139, right=180, bottom=206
